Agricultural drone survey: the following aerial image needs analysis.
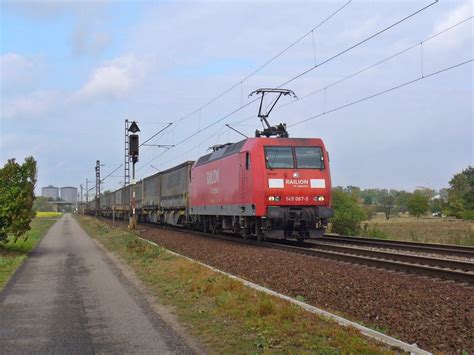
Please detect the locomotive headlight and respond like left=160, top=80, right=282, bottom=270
left=314, top=196, right=325, bottom=202
left=268, top=196, right=275, bottom=201
left=268, top=196, right=281, bottom=202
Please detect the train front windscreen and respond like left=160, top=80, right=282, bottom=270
left=264, top=146, right=324, bottom=170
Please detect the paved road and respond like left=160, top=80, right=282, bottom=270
left=0, top=214, right=193, bottom=354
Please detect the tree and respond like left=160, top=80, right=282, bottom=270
left=447, top=166, right=474, bottom=219
left=33, top=196, right=55, bottom=212
left=430, top=198, right=445, bottom=214
left=394, top=191, right=411, bottom=213
left=0, top=157, right=37, bottom=243
left=380, top=194, right=395, bottom=220
left=407, top=192, right=429, bottom=218
left=330, top=189, right=366, bottom=235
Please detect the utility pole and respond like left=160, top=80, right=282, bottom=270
left=80, top=184, right=83, bottom=214
left=85, top=179, right=90, bottom=203
left=95, top=160, right=101, bottom=216
left=127, top=121, right=140, bottom=229
left=124, top=119, right=130, bottom=187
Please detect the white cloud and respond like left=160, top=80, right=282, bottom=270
left=1, top=90, right=61, bottom=120
left=73, top=24, right=111, bottom=57
left=71, top=54, right=147, bottom=102
left=1, top=0, right=109, bottom=20
left=0, top=53, right=42, bottom=92
left=429, top=1, right=473, bottom=51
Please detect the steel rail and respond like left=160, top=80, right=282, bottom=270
left=322, top=234, right=474, bottom=258
left=258, top=241, right=474, bottom=284
left=132, top=221, right=474, bottom=284
left=304, top=241, right=474, bottom=271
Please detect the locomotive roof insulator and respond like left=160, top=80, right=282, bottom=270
left=249, top=88, right=297, bottom=138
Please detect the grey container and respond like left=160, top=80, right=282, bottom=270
left=121, top=185, right=131, bottom=206
left=142, top=172, right=161, bottom=207
left=115, top=189, right=122, bottom=205
left=160, top=161, right=194, bottom=209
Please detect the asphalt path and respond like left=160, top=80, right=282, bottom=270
left=0, top=214, right=194, bottom=354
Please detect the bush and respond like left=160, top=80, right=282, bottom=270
left=330, top=190, right=366, bottom=235
left=362, top=205, right=376, bottom=220
left=407, top=192, right=430, bottom=218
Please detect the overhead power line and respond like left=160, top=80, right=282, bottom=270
left=289, top=59, right=473, bottom=128
left=278, top=0, right=439, bottom=87
left=139, top=122, right=173, bottom=147
left=137, top=0, right=352, bottom=158
left=101, top=164, right=123, bottom=183
left=229, top=15, right=473, bottom=127
left=143, top=58, right=472, bottom=176
left=140, top=0, right=439, bottom=172
left=173, top=0, right=353, bottom=125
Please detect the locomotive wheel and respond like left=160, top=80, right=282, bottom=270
left=241, top=228, right=250, bottom=239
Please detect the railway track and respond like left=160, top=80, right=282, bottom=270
left=321, top=234, right=474, bottom=258
left=268, top=239, right=474, bottom=284
left=126, top=220, right=474, bottom=285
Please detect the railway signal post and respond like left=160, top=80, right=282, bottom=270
left=128, top=121, right=140, bottom=230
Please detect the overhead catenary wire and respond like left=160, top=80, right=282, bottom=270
left=278, top=0, right=439, bottom=87
left=140, top=0, right=439, bottom=171
left=136, top=0, right=353, bottom=162
left=289, top=59, right=473, bottom=128
left=101, top=164, right=123, bottom=183
left=139, top=57, right=473, bottom=177
left=139, top=122, right=173, bottom=147
left=171, top=0, right=353, bottom=126
left=228, top=15, right=473, bottom=127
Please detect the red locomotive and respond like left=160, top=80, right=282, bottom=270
left=189, top=89, right=333, bottom=241
left=189, top=137, right=333, bottom=241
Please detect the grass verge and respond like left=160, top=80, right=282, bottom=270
left=76, top=215, right=394, bottom=354
left=0, top=218, right=57, bottom=289
left=363, top=215, right=474, bottom=246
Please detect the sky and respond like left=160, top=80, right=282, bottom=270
left=0, top=0, right=472, bottom=197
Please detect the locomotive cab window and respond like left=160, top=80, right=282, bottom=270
left=265, top=146, right=294, bottom=169
left=295, top=147, right=324, bottom=169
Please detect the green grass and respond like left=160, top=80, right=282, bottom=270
left=77, top=215, right=395, bottom=354
left=36, top=211, right=63, bottom=218
left=363, top=214, right=474, bottom=246
left=0, top=218, right=57, bottom=289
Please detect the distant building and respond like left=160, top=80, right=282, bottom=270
left=41, top=185, right=59, bottom=199
left=60, top=187, right=78, bottom=203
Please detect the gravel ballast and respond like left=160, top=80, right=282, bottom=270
left=109, top=221, right=474, bottom=353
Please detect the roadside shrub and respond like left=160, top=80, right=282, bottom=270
left=330, top=190, right=366, bottom=235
